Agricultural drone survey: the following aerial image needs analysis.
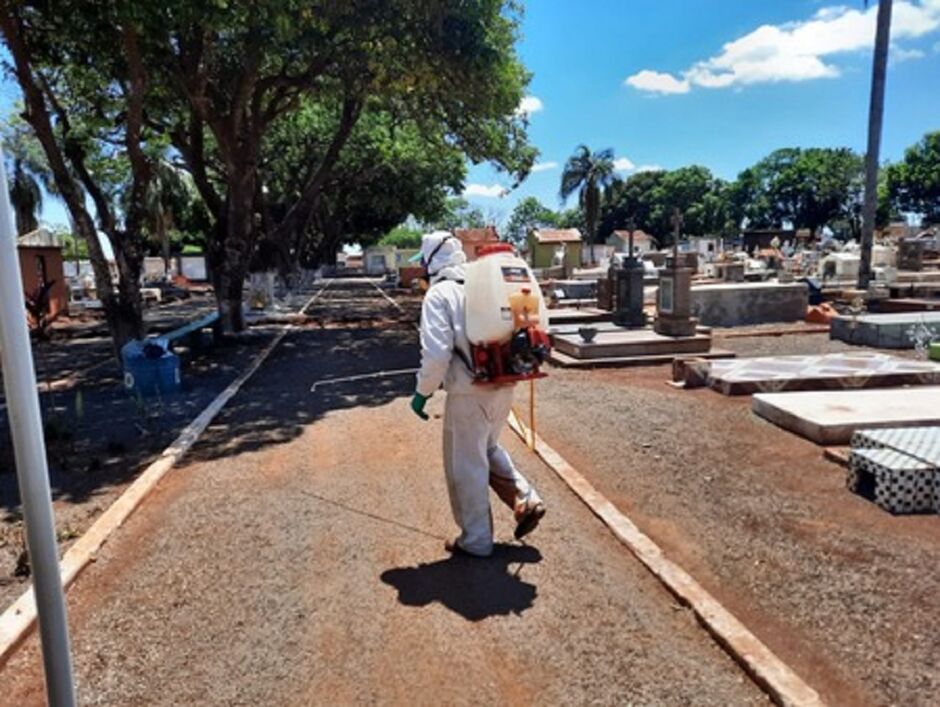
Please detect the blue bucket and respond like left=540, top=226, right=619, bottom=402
left=121, top=338, right=181, bottom=396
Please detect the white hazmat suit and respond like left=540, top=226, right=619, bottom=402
left=414, top=232, right=544, bottom=557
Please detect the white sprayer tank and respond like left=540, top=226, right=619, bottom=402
left=465, top=246, right=546, bottom=345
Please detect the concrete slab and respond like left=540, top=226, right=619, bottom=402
left=751, top=387, right=940, bottom=444
left=547, top=308, right=612, bottom=326
left=549, top=321, right=710, bottom=336
left=690, top=281, right=808, bottom=327
left=830, top=311, right=940, bottom=349
left=550, top=348, right=735, bottom=369
left=705, top=352, right=940, bottom=395
left=553, top=328, right=711, bottom=360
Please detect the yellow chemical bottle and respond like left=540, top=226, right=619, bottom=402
left=509, top=287, right=539, bottom=329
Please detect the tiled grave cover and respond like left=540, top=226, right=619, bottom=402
left=704, top=352, right=940, bottom=395
left=851, top=426, right=940, bottom=467
left=848, top=448, right=937, bottom=514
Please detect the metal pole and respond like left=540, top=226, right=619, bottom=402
left=0, top=148, right=76, bottom=706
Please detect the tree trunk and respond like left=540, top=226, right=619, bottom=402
left=858, top=0, right=892, bottom=290
left=215, top=170, right=257, bottom=334
left=217, top=270, right=246, bottom=333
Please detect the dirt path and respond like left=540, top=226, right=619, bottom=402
left=516, top=363, right=940, bottom=706
left=0, top=282, right=764, bottom=705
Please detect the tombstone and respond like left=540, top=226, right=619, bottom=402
left=720, top=262, right=745, bottom=282
left=654, top=210, right=698, bottom=337
left=611, top=228, right=646, bottom=328
left=898, top=239, right=924, bottom=271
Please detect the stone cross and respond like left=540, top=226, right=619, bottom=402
left=626, top=217, right=636, bottom=261
left=670, top=208, right=683, bottom=263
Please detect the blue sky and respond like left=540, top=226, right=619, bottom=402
left=464, top=0, right=940, bottom=223
left=6, top=0, right=940, bottom=229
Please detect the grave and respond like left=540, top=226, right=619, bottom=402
left=546, top=307, right=612, bottom=327
left=654, top=212, right=697, bottom=337
left=654, top=257, right=697, bottom=337
left=751, top=386, right=940, bottom=444
left=848, top=427, right=940, bottom=514
left=689, top=281, right=808, bottom=327
left=548, top=210, right=734, bottom=367
left=848, top=448, right=937, bottom=514
left=553, top=328, right=712, bottom=360
left=688, top=352, right=940, bottom=395
left=898, top=239, right=925, bottom=271
left=830, top=311, right=940, bottom=349
left=610, top=228, right=646, bottom=328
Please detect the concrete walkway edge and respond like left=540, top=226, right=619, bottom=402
left=507, top=409, right=825, bottom=707
left=0, top=283, right=330, bottom=670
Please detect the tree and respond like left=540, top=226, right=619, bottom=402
left=137, top=160, right=196, bottom=276
left=8, top=157, right=42, bottom=235
left=379, top=226, right=423, bottom=250
left=2, top=113, right=53, bottom=235
left=1, top=1, right=165, bottom=356
left=147, top=0, right=534, bottom=332
left=505, top=196, right=557, bottom=245
left=560, top=145, right=616, bottom=244
left=424, top=197, right=487, bottom=231
left=262, top=98, right=466, bottom=268
left=887, top=131, right=940, bottom=225
left=729, top=148, right=864, bottom=237
left=859, top=0, right=893, bottom=288
left=599, top=166, right=733, bottom=244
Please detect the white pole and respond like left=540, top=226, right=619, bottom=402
left=0, top=148, right=76, bottom=705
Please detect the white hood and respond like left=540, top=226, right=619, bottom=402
left=421, top=231, right=467, bottom=284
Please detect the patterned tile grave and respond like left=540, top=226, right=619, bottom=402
left=847, top=426, right=940, bottom=514
left=848, top=448, right=937, bottom=514
left=702, top=352, right=940, bottom=395
left=851, top=426, right=940, bottom=467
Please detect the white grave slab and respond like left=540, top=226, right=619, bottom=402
left=752, top=386, right=940, bottom=444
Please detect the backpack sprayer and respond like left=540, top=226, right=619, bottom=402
left=463, top=243, right=550, bottom=450
left=464, top=243, right=551, bottom=385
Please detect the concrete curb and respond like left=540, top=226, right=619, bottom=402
left=0, top=283, right=331, bottom=669
left=507, top=410, right=825, bottom=707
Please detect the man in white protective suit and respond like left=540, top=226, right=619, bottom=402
left=410, top=231, right=546, bottom=557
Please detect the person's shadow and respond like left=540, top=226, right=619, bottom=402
left=380, top=543, right=542, bottom=622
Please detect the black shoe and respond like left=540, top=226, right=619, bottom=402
left=514, top=503, right=546, bottom=540
left=444, top=538, right=490, bottom=558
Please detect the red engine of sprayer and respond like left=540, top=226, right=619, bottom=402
left=470, top=327, right=551, bottom=385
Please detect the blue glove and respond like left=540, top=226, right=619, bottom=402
left=411, top=393, right=430, bottom=420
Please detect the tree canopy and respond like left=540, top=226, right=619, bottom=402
left=888, top=130, right=940, bottom=225
left=505, top=196, right=557, bottom=245
left=1, top=0, right=537, bottom=341
left=560, top=145, right=616, bottom=244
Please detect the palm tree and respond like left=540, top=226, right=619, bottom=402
left=858, top=0, right=892, bottom=289
left=8, top=158, right=43, bottom=235
left=143, top=160, right=191, bottom=277
left=560, top=145, right=616, bottom=244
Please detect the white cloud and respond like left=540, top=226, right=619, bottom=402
left=463, top=183, right=508, bottom=198
left=624, top=70, right=690, bottom=95
left=892, top=45, right=926, bottom=61
left=515, top=95, right=543, bottom=116
left=613, top=157, right=636, bottom=172
left=531, top=161, right=558, bottom=173
left=625, top=1, right=940, bottom=94
left=635, top=164, right=664, bottom=173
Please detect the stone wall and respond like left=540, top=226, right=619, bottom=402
left=690, top=282, right=808, bottom=327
